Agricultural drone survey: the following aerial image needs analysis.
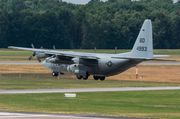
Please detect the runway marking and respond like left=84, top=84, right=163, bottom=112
left=0, top=87, right=180, bottom=94
left=0, top=112, right=113, bottom=119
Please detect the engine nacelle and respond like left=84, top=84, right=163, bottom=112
left=36, top=53, right=48, bottom=58
left=67, top=64, right=86, bottom=75
left=48, top=58, right=74, bottom=64
left=67, top=64, right=78, bottom=73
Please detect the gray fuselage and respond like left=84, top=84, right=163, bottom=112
left=42, top=53, right=141, bottom=77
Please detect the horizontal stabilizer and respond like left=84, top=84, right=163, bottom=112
left=153, top=55, right=171, bottom=58
left=112, top=56, right=175, bottom=61
left=111, top=56, right=147, bottom=60
left=148, top=59, right=175, bottom=61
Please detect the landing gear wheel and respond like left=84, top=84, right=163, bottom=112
left=83, top=75, right=88, bottom=80
left=82, top=72, right=89, bottom=80
left=52, top=71, right=58, bottom=77
left=76, top=75, right=83, bottom=80
left=100, top=77, right=105, bottom=81
left=93, top=76, right=99, bottom=80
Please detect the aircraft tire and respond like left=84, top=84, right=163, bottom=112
left=100, top=76, right=105, bottom=81
left=83, top=75, right=88, bottom=80
left=93, top=76, right=99, bottom=80
left=55, top=72, right=58, bottom=76
left=76, top=75, right=83, bottom=80
left=52, top=71, right=58, bottom=77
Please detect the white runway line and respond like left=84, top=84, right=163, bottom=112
left=0, top=112, right=112, bottom=119
left=0, top=62, right=42, bottom=65
left=0, top=112, right=48, bottom=118
left=0, top=87, right=180, bottom=94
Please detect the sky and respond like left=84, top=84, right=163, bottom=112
left=62, top=0, right=178, bottom=4
left=62, top=0, right=108, bottom=5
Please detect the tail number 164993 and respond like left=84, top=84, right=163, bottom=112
left=137, top=46, right=147, bottom=51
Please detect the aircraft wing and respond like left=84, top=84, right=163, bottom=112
left=8, top=46, right=99, bottom=60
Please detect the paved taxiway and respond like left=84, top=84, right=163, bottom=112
left=0, top=87, right=180, bottom=94
left=0, top=61, right=180, bottom=65
left=0, top=112, right=145, bottom=119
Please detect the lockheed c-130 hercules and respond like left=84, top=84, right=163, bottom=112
left=8, top=19, right=171, bottom=81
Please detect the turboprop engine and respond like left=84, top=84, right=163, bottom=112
left=28, top=44, right=49, bottom=62
left=48, top=57, right=74, bottom=64
left=29, top=52, right=49, bottom=62
left=67, top=64, right=87, bottom=75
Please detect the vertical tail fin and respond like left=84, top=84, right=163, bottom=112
left=130, top=19, right=153, bottom=59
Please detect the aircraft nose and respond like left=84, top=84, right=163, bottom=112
left=42, top=60, right=46, bottom=68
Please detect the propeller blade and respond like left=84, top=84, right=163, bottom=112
left=29, top=52, right=36, bottom=60
left=31, top=43, right=34, bottom=49
left=29, top=55, right=34, bottom=60
left=37, top=57, right=41, bottom=62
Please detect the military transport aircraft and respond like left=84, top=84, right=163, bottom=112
left=8, top=19, right=171, bottom=81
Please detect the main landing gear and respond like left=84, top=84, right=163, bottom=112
left=76, top=75, right=89, bottom=80
left=76, top=75, right=105, bottom=81
left=76, top=72, right=89, bottom=80
left=93, top=76, right=105, bottom=81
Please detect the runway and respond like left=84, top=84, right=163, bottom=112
left=0, top=87, right=180, bottom=94
left=0, top=111, right=144, bottom=119
left=0, top=62, right=42, bottom=65
left=0, top=61, right=180, bottom=65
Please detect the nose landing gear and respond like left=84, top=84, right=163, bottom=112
left=52, top=71, right=58, bottom=77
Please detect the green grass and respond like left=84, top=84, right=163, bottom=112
left=153, top=49, right=180, bottom=55
left=0, top=74, right=180, bottom=90
left=0, top=90, right=180, bottom=119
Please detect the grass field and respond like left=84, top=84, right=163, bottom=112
left=1, top=74, right=180, bottom=90
left=0, top=90, right=180, bottom=119
left=0, top=64, right=180, bottom=83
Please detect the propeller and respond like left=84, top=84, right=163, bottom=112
left=29, top=52, right=36, bottom=60
left=29, top=43, right=35, bottom=60
left=53, top=45, right=55, bottom=50
left=28, top=43, right=43, bottom=62
left=31, top=43, right=34, bottom=48
left=37, top=57, right=41, bottom=62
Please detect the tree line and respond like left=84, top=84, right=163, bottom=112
left=0, top=0, right=180, bottom=49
